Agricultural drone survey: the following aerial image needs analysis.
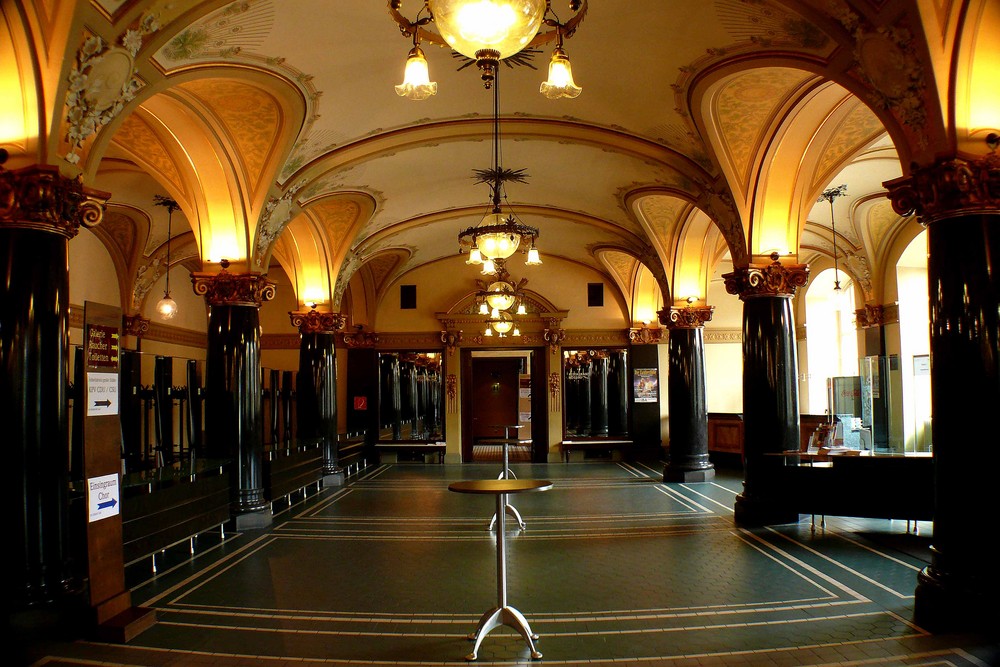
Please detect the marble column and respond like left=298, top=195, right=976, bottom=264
left=661, top=305, right=715, bottom=482
left=1, top=160, right=107, bottom=607
left=886, top=149, right=1000, bottom=632
left=193, top=260, right=275, bottom=527
left=290, top=309, right=346, bottom=482
left=724, top=253, right=809, bottom=526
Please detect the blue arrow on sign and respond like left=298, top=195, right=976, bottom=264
left=98, top=498, right=118, bottom=510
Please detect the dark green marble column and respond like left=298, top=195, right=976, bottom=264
left=193, top=261, right=275, bottom=527
left=887, top=153, right=1000, bottom=632
left=1, top=161, right=107, bottom=608
left=724, top=253, right=808, bottom=526
left=662, top=306, right=715, bottom=483
left=291, top=309, right=345, bottom=481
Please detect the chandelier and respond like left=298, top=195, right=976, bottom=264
left=153, top=194, right=180, bottom=320
left=390, top=0, right=586, bottom=95
left=457, top=67, right=541, bottom=271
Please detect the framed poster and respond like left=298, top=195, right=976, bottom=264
left=633, top=368, right=658, bottom=403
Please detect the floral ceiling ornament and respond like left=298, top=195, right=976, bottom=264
left=63, top=13, right=161, bottom=166
left=254, top=179, right=307, bottom=268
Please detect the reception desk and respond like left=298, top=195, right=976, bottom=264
left=768, top=451, right=933, bottom=521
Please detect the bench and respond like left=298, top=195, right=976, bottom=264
left=560, top=439, right=632, bottom=463
left=375, top=442, right=446, bottom=464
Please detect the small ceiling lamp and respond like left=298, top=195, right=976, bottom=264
left=490, top=311, right=515, bottom=335
left=539, top=26, right=581, bottom=99
left=818, top=184, right=848, bottom=291
left=457, top=67, right=540, bottom=268
left=395, top=41, right=438, bottom=100
left=389, top=1, right=586, bottom=91
left=153, top=194, right=180, bottom=320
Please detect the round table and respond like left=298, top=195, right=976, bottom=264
left=448, top=478, right=553, bottom=661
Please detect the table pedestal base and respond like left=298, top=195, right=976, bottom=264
left=488, top=501, right=525, bottom=531
left=466, top=604, right=541, bottom=661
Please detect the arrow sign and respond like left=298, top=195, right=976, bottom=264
left=93, top=399, right=111, bottom=408
left=88, top=473, right=120, bottom=523
left=87, top=372, right=119, bottom=416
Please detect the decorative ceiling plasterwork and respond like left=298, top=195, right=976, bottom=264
left=254, top=178, right=307, bottom=268
left=715, top=68, right=815, bottom=182
left=829, top=4, right=932, bottom=151
left=62, top=12, right=163, bottom=167
left=153, top=0, right=324, bottom=183
left=111, top=113, right=185, bottom=196
left=597, top=250, right=639, bottom=298
left=178, top=79, right=282, bottom=193
left=813, top=100, right=886, bottom=189
left=865, top=198, right=902, bottom=253
left=131, top=234, right=199, bottom=310
left=637, top=195, right=689, bottom=254
left=305, top=197, right=362, bottom=246
left=363, top=251, right=405, bottom=294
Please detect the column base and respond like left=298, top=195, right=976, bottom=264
left=663, top=465, right=715, bottom=483
left=733, top=493, right=799, bottom=526
left=323, top=471, right=346, bottom=487
left=233, top=509, right=273, bottom=530
left=914, top=566, right=998, bottom=632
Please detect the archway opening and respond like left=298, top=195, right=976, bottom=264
left=895, top=231, right=931, bottom=452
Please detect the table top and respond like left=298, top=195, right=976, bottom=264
left=448, top=479, right=553, bottom=495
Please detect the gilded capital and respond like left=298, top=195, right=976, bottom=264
left=191, top=262, right=275, bottom=307
left=855, top=304, right=885, bottom=329
left=342, top=327, right=379, bottom=348
left=884, top=149, right=1000, bottom=224
left=628, top=325, right=664, bottom=344
left=723, top=253, right=809, bottom=299
left=122, top=314, right=150, bottom=338
left=289, top=309, right=346, bottom=334
left=661, top=305, right=714, bottom=329
left=0, top=162, right=108, bottom=238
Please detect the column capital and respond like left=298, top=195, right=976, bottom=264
left=723, top=253, right=809, bottom=300
left=855, top=303, right=899, bottom=328
left=289, top=309, right=346, bottom=334
left=628, top=325, right=663, bottom=344
left=660, top=305, right=714, bottom=330
left=191, top=260, right=275, bottom=307
left=0, top=161, right=109, bottom=238
left=884, top=146, right=1000, bottom=224
left=122, top=314, right=150, bottom=338
left=341, top=326, right=379, bottom=348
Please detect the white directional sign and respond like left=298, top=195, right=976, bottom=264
left=87, top=473, right=121, bottom=523
left=87, top=371, right=119, bottom=416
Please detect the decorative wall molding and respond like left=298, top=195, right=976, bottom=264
left=144, top=322, right=208, bottom=348
left=261, top=333, right=300, bottom=350
left=704, top=328, right=742, bottom=344
left=122, top=314, right=149, bottom=338
left=628, top=326, right=664, bottom=344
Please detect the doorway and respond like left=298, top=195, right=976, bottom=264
left=461, top=348, right=547, bottom=463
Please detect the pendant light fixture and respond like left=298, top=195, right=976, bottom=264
left=153, top=194, right=180, bottom=320
left=389, top=0, right=585, bottom=93
left=818, top=184, right=848, bottom=291
left=457, top=67, right=541, bottom=270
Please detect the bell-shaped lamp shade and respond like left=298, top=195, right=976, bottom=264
left=484, top=326, right=493, bottom=337
left=540, top=47, right=581, bottom=99
left=157, top=293, right=178, bottom=320
left=512, top=325, right=521, bottom=337
left=516, top=302, right=526, bottom=315
left=466, top=243, right=483, bottom=265
left=395, top=46, right=438, bottom=100
left=525, top=241, right=541, bottom=265
left=481, top=257, right=496, bottom=275
left=479, top=301, right=489, bottom=315
left=428, top=0, right=546, bottom=60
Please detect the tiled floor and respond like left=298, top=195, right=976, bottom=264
left=18, top=461, right=1000, bottom=666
